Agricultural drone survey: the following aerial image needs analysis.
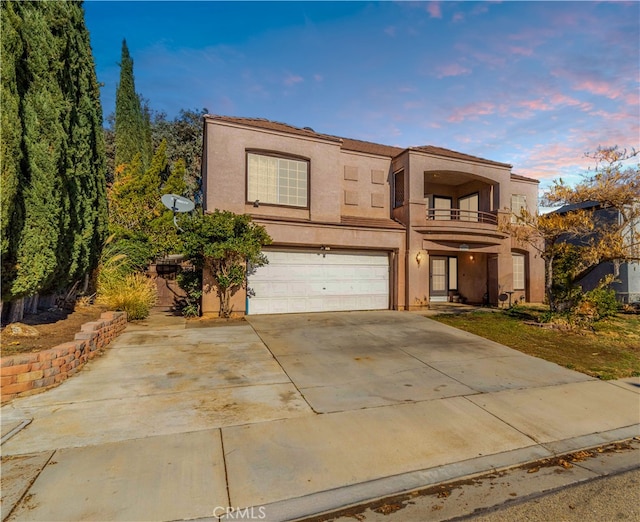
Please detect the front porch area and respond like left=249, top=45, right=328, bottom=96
left=409, top=241, right=532, bottom=309
left=426, top=251, right=491, bottom=305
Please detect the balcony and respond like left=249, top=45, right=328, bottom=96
left=415, top=208, right=506, bottom=244
left=427, top=208, right=498, bottom=225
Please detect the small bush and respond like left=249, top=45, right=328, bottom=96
left=176, top=269, right=202, bottom=318
left=97, top=272, right=157, bottom=320
left=577, top=287, right=619, bottom=321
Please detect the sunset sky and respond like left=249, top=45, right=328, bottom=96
left=84, top=1, right=639, bottom=188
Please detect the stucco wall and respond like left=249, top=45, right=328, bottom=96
left=204, top=119, right=342, bottom=221
left=340, top=151, right=392, bottom=219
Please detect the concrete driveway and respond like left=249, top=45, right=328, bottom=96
left=247, top=311, right=591, bottom=413
left=2, top=310, right=638, bottom=522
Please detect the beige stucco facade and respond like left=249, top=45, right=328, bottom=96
left=201, top=116, right=545, bottom=315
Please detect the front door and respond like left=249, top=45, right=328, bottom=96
left=430, top=256, right=449, bottom=302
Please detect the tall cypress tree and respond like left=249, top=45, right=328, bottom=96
left=114, top=40, right=150, bottom=169
left=54, top=0, right=108, bottom=286
left=11, top=1, right=66, bottom=298
left=0, top=2, right=25, bottom=294
left=1, top=1, right=107, bottom=307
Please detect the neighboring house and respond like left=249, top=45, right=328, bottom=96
left=201, top=116, right=545, bottom=315
left=554, top=201, right=640, bottom=304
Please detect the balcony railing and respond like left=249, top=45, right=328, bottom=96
left=426, top=208, right=498, bottom=225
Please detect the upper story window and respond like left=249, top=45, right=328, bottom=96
left=393, top=170, right=405, bottom=208
left=247, top=152, right=308, bottom=208
left=511, top=194, right=527, bottom=223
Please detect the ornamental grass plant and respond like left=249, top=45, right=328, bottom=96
left=96, top=272, right=157, bottom=320
left=96, top=235, right=157, bottom=320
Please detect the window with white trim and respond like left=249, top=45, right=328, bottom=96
left=511, top=194, right=527, bottom=223
left=247, top=152, right=308, bottom=207
left=512, top=253, right=525, bottom=290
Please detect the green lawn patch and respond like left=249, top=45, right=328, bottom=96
left=431, top=309, right=640, bottom=380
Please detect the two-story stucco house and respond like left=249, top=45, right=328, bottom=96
left=201, top=115, right=545, bottom=315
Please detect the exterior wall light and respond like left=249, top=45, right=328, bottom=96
left=416, top=251, right=425, bottom=266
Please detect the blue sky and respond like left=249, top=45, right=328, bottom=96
left=84, top=1, right=639, bottom=187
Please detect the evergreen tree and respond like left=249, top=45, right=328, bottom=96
left=114, top=39, right=150, bottom=169
left=1, top=1, right=107, bottom=308
left=54, top=0, right=108, bottom=287
left=108, top=140, right=178, bottom=260
left=11, top=1, right=66, bottom=298
left=152, top=108, right=206, bottom=200
left=0, top=1, right=24, bottom=295
left=163, top=157, right=187, bottom=196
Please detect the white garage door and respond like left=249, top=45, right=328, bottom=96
left=247, top=250, right=390, bottom=315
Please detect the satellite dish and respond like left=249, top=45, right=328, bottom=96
left=161, top=194, right=195, bottom=232
left=161, top=194, right=195, bottom=213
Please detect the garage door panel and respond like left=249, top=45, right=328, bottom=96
left=248, top=250, right=390, bottom=315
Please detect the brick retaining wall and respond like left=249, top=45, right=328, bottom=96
left=1, top=311, right=127, bottom=403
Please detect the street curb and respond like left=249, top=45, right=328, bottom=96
left=201, top=429, right=640, bottom=522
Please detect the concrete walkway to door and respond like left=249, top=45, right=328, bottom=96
left=1, top=310, right=638, bottom=522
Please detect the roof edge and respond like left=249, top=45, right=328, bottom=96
left=205, top=115, right=523, bottom=168
left=510, top=172, right=540, bottom=183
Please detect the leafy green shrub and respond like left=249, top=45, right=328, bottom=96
left=179, top=210, right=271, bottom=318
left=176, top=269, right=202, bottom=318
left=97, top=272, right=157, bottom=320
left=576, top=287, right=619, bottom=321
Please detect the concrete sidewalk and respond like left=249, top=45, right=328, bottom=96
left=1, top=311, right=639, bottom=522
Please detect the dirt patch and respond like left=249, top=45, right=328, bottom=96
left=185, top=316, right=246, bottom=328
left=0, top=304, right=107, bottom=357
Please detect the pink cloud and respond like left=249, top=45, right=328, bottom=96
left=470, top=51, right=506, bottom=69
left=447, top=101, right=496, bottom=123
left=436, top=63, right=471, bottom=79
left=624, top=92, right=640, bottom=106
left=572, top=79, right=623, bottom=100
left=283, top=73, right=303, bottom=86
left=509, top=46, right=533, bottom=57
left=452, top=12, right=464, bottom=23
left=512, top=117, right=638, bottom=182
left=508, top=92, right=594, bottom=120
left=470, top=3, right=490, bottom=16
left=426, top=2, right=442, bottom=19
left=516, top=142, right=592, bottom=181
left=519, top=99, right=553, bottom=112
left=551, top=67, right=628, bottom=101
left=549, top=93, right=593, bottom=112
